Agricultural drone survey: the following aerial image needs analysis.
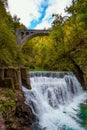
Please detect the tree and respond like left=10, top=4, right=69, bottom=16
left=1, top=0, right=8, bottom=8
left=0, top=0, right=26, bottom=66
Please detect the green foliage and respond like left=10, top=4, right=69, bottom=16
left=0, top=0, right=87, bottom=75
left=22, top=2, right=87, bottom=71
left=0, top=1, right=26, bottom=66
left=8, top=89, right=14, bottom=97
left=0, top=99, right=16, bottom=113
left=5, top=99, right=16, bottom=108
left=0, top=105, right=6, bottom=112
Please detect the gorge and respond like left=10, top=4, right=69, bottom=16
left=0, top=0, right=87, bottom=129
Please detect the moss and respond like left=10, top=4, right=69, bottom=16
left=0, top=88, right=16, bottom=113
left=8, top=89, right=14, bottom=97
left=5, top=99, right=16, bottom=108
left=0, top=99, right=16, bottom=114
left=0, top=105, right=6, bottom=113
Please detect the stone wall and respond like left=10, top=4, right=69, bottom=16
left=0, top=67, right=31, bottom=89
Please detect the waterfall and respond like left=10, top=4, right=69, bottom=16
left=23, top=72, right=87, bottom=130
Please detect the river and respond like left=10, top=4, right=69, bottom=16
left=23, top=72, right=87, bottom=130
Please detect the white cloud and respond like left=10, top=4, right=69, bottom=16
left=35, top=0, right=71, bottom=29
left=35, top=20, right=51, bottom=29
left=8, top=0, right=71, bottom=29
left=8, top=0, right=43, bottom=27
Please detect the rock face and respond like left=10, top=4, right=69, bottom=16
left=0, top=87, right=36, bottom=130
left=70, top=58, right=86, bottom=90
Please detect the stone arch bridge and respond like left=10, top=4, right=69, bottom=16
left=15, top=28, right=50, bottom=45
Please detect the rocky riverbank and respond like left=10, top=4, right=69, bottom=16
left=0, top=87, right=35, bottom=130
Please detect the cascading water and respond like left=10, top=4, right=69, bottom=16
left=23, top=72, right=87, bottom=130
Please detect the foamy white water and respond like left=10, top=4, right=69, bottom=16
left=23, top=72, right=87, bottom=130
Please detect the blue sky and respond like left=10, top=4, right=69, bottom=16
left=8, top=0, right=71, bottom=29
left=29, top=1, right=49, bottom=29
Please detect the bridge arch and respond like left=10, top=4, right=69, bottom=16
left=15, top=28, right=50, bottom=46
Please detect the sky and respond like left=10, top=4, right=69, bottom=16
left=8, top=0, right=71, bottom=29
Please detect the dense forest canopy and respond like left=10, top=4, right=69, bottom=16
left=22, top=0, right=87, bottom=71
left=0, top=0, right=87, bottom=80
left=0, top=0, right=26, bottom=66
